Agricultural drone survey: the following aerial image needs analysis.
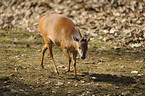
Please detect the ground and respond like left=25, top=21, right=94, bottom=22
left=0, top=30, right=145, bottom=96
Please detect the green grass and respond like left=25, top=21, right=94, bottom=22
left=0, top=30, right=145, bottom=96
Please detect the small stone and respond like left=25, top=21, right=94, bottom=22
left=92, top=77, right=96, bottom=79
left=131, top=71, right=138, bottom=74
left=120, top=66, right=125, bottom=69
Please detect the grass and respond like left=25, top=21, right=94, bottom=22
left=0, top=29, right=145, bottom=96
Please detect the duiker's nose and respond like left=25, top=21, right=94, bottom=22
left=81, top=56, right=85, bottom=59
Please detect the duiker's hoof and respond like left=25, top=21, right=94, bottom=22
left=74, top=76, right=80, bottom=81
left=65, top=70, right=70, bottom=73
left=41, top=66, right=45, bottom=70
left=55, top=70, right=59, bottom=75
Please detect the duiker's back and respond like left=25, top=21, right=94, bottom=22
left=39, top=14, right=81, bottom=45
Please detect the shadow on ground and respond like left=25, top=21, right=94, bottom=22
left=80, top=72, right=136, bottom=85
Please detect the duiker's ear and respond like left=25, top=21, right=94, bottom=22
left=87, top=37, right=90, bottom=41
left=73, top=37, right=79, bottom=42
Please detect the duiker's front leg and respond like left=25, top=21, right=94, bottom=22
left=72, top=52, right=77, bottom=78
left=62, top=48, right=71, bottom=72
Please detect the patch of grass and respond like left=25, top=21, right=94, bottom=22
left=0, top=30, right=145, bottom=95
left=0, top=75, right=10, bottom=81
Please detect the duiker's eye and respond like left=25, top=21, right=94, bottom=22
left=79, top=47, right=81, bottom=49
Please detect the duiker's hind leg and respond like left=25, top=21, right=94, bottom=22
left=47, top=42, right=59, bottom=75
left=40, top=44, right=47, bottom=69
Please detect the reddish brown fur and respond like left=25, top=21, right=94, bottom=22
left=39, top=14, right=89, bottom=78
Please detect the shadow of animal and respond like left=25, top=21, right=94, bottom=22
left=80, top=72, right=136, bottom=85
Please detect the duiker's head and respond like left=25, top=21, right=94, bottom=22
left=73, top=37, right=90, bottom=59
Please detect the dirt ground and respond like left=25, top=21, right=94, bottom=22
left=0, top=30, right=145, bottom=96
